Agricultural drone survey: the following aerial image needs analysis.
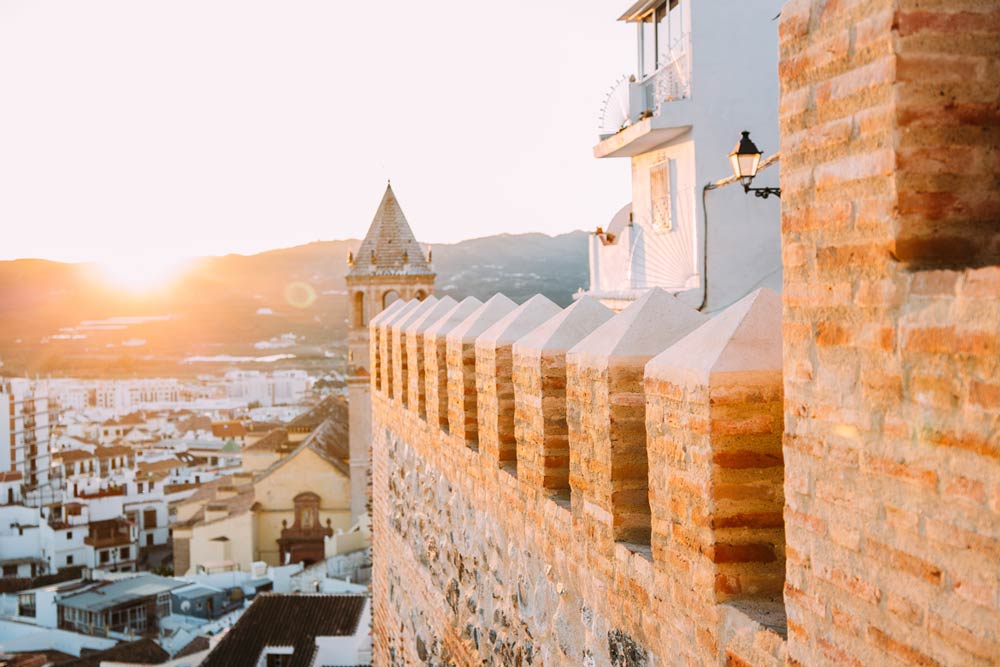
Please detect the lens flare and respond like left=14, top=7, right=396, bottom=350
left=284, top=281, right=317, bottom=308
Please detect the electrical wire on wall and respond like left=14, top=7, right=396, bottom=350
left=697, top=153, right=780, bottom=312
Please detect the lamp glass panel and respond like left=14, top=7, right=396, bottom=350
left=729, top=153, right=742, bottom=179
left=739, top=153, right=761, bottom=178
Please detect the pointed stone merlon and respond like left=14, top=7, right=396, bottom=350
left=567, top=288, right=708, bottom=549
left=368, top=299, right=406, bottom=393
left=403, top=296, right=458, bottom=419
left=377, top=299, right=420, bottom=399
left=423, top=297, right=483, bottom=433
left=391, top=296, right=438, bottom=406
left=446, top=294, right=517, bottom=449
left=512, top=297, right=614, bottom=494
left=475, top=295, right=563, bottom=471
left=645, top=288, right=784, bottom=603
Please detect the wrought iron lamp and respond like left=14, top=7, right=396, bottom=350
left=729, top=131, right=780, bottom=199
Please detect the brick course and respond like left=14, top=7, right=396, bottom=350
left=780, top=0, right=1000, bottom=665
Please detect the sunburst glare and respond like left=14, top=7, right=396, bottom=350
left=97, top=254, right=190, bottom=293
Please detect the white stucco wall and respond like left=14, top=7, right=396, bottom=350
left=589, top=0, right=784, bottom=313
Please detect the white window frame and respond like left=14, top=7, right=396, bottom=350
left=650, top=159, right=676, bottom=232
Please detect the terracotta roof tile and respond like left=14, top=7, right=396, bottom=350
left=200, top=594, right=366, bottom=667
left=212, top=421, right=247, bottom=438
left=57, top=637, right=169, bottom=667
left=245, top=428, right=290, bottom=453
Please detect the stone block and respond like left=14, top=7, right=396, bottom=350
left=423, top=297, right=482, bottom=433
left=403, top=296, right=457, bottom=418
left=474, top=294, right=562, bottom=470
left=445, top=294, right=516, bottom=448
left=568, top=288, right=707, bottom=546
left=391, top=296, right=438, bottom=406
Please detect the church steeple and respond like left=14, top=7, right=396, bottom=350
left=347, top=184, right=434, bottom=279
left=344, top=183, right=435, bottom=528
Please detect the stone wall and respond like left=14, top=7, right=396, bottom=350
left=367, top=1, right=999, bottom=665
left=779, top=0, right=999, bottom=665
left=371, top=290, right=788, bottom=666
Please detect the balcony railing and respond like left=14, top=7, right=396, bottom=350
left=78, top=485, right=125, bottom=499
left=85, top=531, right=132, bottom=548
left=637, top=43, right=691, bottom=118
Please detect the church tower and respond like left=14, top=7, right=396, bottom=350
left=345, top=184, right=434, bottom=526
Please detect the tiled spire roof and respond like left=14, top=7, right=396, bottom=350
left=347, top=183, right=434, bottom=278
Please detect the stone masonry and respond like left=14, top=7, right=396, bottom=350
left=779, top=0, right=999, bottom=665
left=372, top=287, right=792, bottom=666
left=369, top=1, right=999, bottom=665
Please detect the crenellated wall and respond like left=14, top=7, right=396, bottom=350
left=368, top=2, right=999, bottom=664
left=370, top=289, right=788, bottom=666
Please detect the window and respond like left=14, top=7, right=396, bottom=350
left=638, top=0, right=685, bottom=76
left=144, top=509, right=157, bottom=529
left=66, top=554, right=74, bottom=565
left=66, top=531, right=72, bottom=540
left=353, top=291, right=366, bottom=328
left=156, top=592, right=170, bottom=618
left=641, top=12, right=656, bottom=78
left=4, top=564, right=18, bottom=576
left=18, top=593, right=36, bottom=618
left=267, top=653, right=292, bottom=667
left=120, top=547, right=130, bottom=560
left=651, top=160, right=674, bottom=232
left=109, top=604, right=147, bottom=633
left=100, top=550, right=110, bottom=564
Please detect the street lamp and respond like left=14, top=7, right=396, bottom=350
left=729, top=131, right=780, bottom=199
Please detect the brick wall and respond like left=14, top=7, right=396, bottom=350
left=406, top=297, right=457, bottom=420
left=780, top=0, right=999, bottom=665
left=371, top=289, right=786, bottom=666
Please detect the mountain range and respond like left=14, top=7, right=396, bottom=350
left=0, top=231, right=589, bottom=377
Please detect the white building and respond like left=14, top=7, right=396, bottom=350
left=224, top=370, right=309, bottom=407
left=93, top=378, right=182, bottom=412
left=46, top=379, right=90, bottom=412
left=1, top=493, right=87, bottom=576
left=0, top=505, right=45, bottom=578
left=0, top=378, right=52, bottom=493
left=587, top=0, right=783, bottom=312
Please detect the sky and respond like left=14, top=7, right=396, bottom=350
left=0, top=1, right=633, bottom=263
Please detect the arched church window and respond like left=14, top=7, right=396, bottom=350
left=353, top=292, right=366, bottom=327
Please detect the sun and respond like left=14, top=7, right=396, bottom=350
left=98, top=254, right=190, bottom=293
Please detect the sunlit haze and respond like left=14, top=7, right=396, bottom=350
left=0, top=1, right=632, bottom=263
left=97, top=254, right=192, bottom=293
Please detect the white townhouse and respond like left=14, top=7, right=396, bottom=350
left=587, top=0, right=784, bottom=313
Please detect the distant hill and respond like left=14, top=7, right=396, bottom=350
left=0, top=231, right=589, bottom=377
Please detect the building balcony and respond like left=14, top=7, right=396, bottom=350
left=85, top=532, right=132, bottom=548
left=594, top=109, right=692, bottom=158
left=595, top=46, right=692, bottom=159
left=634, top=48, right=690, bottom=116
left=78, top=485, right=126, bottom=499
